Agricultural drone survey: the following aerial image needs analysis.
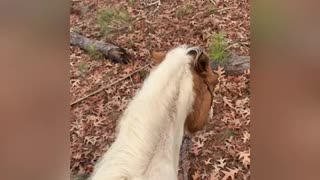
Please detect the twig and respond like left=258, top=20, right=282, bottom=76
left=216, top=6, right=237, bottom=12
left=143, top=0, right=161, bottom=13
left=145, top=0, right=160, bottom=7
left=231, top=59, right=250, bottom=66
left=209, top=0, right=216, bottom=6
left=153, top=0, right=161, bottom=13
left=70, top=63, right=152, bottom=106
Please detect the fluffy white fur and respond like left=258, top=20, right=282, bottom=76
left=90, top=46, right=196, bottom=180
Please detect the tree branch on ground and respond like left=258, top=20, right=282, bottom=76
left=70, top=32, right=129, bottom=64
left=70, top=63, right=152, bottom=106
left=211, top=52, right=250, bottom=75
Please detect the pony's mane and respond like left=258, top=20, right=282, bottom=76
left=91, top=45, right=196, bottom=180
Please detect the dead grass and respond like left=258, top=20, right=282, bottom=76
left=97, top=8, right=131, bottom=36
left=176, top=4, right=194, bottom=19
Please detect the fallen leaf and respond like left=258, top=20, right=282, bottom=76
left=221, top=167, right=239, bottom=180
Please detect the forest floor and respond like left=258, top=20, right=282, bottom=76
left=70, top=0, right=250, bottom=179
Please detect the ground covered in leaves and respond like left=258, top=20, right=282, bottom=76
left=70, top=0, right=250, bottom=179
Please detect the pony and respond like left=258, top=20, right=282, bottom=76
left=90, top=45, right=218, bottom=180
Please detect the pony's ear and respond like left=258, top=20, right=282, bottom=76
left=193, top=53, right=210, bottom=76
left=151, top=51, right=166, bottom=64
left=187, top=49, right=198, bottom=59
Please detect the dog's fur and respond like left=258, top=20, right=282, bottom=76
left=90, top=45, right=218, bottom=180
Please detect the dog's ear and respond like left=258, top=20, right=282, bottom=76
left=151, top=51, right=166, bottom=64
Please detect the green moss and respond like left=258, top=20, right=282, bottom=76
left=127, top=0, right=136, bottom=6
left=86, top=45, right=103, bottom=60
left=77, top=61, right=89, bottom=75
left=219, top=129, right=236, bottom=141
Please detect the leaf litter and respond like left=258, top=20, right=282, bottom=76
left=70, top=0, right=250, bottom=179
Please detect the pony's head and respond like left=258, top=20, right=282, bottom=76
left=151, top=46, right=218, bottom=134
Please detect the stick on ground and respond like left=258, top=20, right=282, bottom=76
left=70, top=32, right=129, bottom=64
left=70, top=63, right=151, bottom=106
left=211, top=52, right=250, bottom=75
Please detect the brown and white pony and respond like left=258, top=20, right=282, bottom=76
left=90, top=45, right=218, bottom=180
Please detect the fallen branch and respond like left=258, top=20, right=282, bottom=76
left=70, top=32, right=129, bottom=64
left=211, top=52, right=250, bottom=75
left=70, top=63, right=151, bottom=106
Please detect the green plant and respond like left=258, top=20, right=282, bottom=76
left=97, top=8, right=131, bottom=36
left=127, top=0, right=135, bottom=6
left=77, top=61, right=89, bottom=75
left=86, top=45, right=103, bottom=60
left=219, top=129, right=235, bottom=141
left=208, top=32, right=230, bottom=63
left=176, top=4, right=193, bottom=19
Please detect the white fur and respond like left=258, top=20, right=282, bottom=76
left=90, top=46, right=196, bottom=180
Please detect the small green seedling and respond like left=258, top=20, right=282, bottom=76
left=208, top=32, right=231, bottom=63
left=176, top=4, right=194, bottom=19
left=97, top=8, right=131, bottom=36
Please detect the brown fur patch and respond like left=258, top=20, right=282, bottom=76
left=151, top=51, right=166, bottom=64
left=185, top=53, right=218, bottom=133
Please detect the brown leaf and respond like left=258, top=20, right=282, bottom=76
left=192, top=170, right=201, bottom=180
left=238, top=150, right=250, bottom=167
left=221, top=167, right=239, bottom=180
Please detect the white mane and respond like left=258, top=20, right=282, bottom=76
left=90, top=45, right=196, bottom=180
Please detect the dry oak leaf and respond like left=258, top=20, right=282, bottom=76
left=214, top=66, right=225, bottom=77
left=194, top=139, right=204, bottom=148
left=216, top=157, right=227, bottom=168
left=73, top=152, right=82, bottom=160
left=235, top=97, right=249, bottom=107
left=204, top=158, right=212, bottom=165
left=210, top=168, right=220, bottom=180
left=223, top=96, right=234, bottom=108
left=221, top=167, right=239, bottom=180
left=232, top=119, right=241, bottom=126
left=238, top=150, right=250, bottom=167
left=190, top=146, right=200, bottom=156
left=197, top=133, right=207, bottom=141
left=242, top=131, right=250, bottom=143
left=123, top=65, right=134, bottom=74
left=221, top=116, right=230, bottom=124
left=190, top=139, right=204, bottom=155
left=192, top=170, right=201, bottom=180
left=84, top=136, right=99, bottom=145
